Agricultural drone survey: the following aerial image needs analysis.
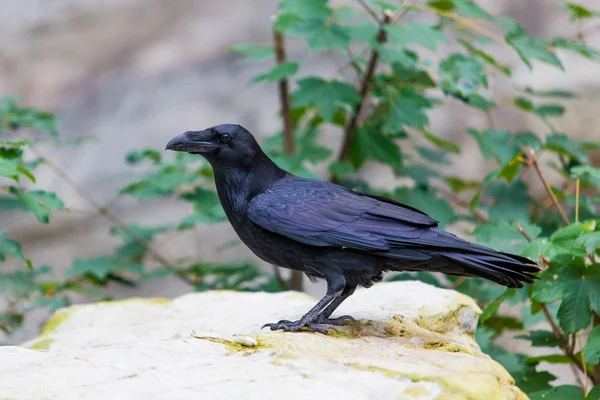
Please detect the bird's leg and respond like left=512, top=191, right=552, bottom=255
left=313, top=284, right=357, bottom=326
left=262, top=274, right=345, bottom=334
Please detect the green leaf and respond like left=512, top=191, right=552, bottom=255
left=420, top=129, right=460, bottom=154
left=444, top=176, right=479, bottom=193
left=284, top=14, right=350, bottom=52
left=483, top=315, right=523, bottom=333
left=457, top=39, right=511, bottom=76
left=513, top=97, right=534, bottom=112
left=126, top=149, right=162, bottom=164
left=0, top=146, right=24, bottom=160
left=292, top=78, right=360, bottom=121
left=468, top=129, right=541, bottom=165
left=229, top=43, right=274, bottom=61
left=588, top=385, right=600, bottom=400
left=558, top=292, right=591, bottom=334
left=486, top=180, right=534, bottom=223
left=384, top=23, right=447, bottom=51
left=480, top=290, right=512, bottom=323
left=474, top=220, right=540, bottom=254
left=583, top=325, right=600, bottom=365
left=0, top=140, right=28, bottom=148
left=180, top=187, right=220, bottom=210
left=534, top=104, right=565, bottom=118
left=506, top=25, right=563, bottom=70
left=16, top=166, right=36, bottom=183
left=530, top=385, right=585, bottom=400
left=575, top=232, right=600, bottom=254
left=278, top=0, right=331, bottom=19
left=252, top=61, right=299, bottom=83
left=177, top=207, right=227, bottom=230
left=388, top=271, right=443, bottom=287
left=550, top=220, right=596, bottom=242
left=65, top=256, right=143, bottom=280
left=516, top=330, right=560, bottom=348
left=390, top=62, right=436, bottom=88
left=451, top=0, right=492, bottom=19
left=439, top=53, right=494, bottom=108
left=533, top=262, right=600, bottom=334
left=344, top=22, right=379, bottom=44
left=563, top=3, right=599, bottom=20
left=8, top=188, right=65, bottom=223
left=120, top=169, right=195, bottom=198
left=0, top=231, right=30, bottom=267
left=328, top=161, right=356, bottom=180
left=0, top=160, right=20, bottom=181
left=355, top=125, right=403, bottom=167
left=296, top=123, right=333, bottom=163
left=393, top=187, right=457, bottom=228
left=552, top=38, right=600, bottom=60
left=572, top=165, right=600, bottom=180
left=383, top=88, right=431, bottom=131
left=526, top=354, right=573, bottom=365
left=523, top=87, right=576, bottom=98
left=545, top=133, right=591, bottom=163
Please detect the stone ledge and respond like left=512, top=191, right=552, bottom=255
left=0, top=281, right=527, bottom=400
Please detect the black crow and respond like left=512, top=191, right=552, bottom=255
left=166, top=124, right=539, bottom=333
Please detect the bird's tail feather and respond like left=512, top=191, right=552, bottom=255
left=383, top=232, right=539, bottom=288
left=437, top=251, right=538, bottom=288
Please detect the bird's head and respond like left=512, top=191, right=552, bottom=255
left=165, top=124, right=265, bottom=169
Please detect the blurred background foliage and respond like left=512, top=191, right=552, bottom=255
left=2, top=0, right=600, bottom=397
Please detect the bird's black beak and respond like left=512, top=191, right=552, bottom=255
left=165, top=130, right=219, bottom=155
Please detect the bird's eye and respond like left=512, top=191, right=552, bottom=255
left=221, top=133, right=232, bottom=143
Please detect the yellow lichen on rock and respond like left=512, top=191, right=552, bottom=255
left=38, top=308, right=71, bottom=336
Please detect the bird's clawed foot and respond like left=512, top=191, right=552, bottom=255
left=261, top=315, right=355, bottom=334
left=261, top=319, right=341, bottom=334
left=261, top=319, right=304, bottom=332
left=314, top=315, right=355, bottom=326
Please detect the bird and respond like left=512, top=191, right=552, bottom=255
left=166, top=124, right=539, bottom=334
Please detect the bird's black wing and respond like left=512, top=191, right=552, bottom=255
left=247, top=177, right=437, bottom=252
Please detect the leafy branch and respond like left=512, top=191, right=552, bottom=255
left=273, top=29, right=303, bottom=291
left=335, top=11, right=394, bottom=174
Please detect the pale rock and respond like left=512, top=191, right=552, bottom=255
left=0, top=281, right=527, bottom=400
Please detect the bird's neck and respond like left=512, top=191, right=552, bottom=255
left=213, top=157, right=287, bottom=216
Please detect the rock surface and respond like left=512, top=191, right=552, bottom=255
left=0, top=281, right=526, bottom=400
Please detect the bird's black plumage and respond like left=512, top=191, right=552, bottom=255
left=166, top=124, right=539, bottom=333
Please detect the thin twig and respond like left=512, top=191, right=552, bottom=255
left=273, top=28, right=302, bottom=291
left=526, top=148, right=570, bottom=225
left=355, top=0, right=379, bottom=22
left=539, top=303, right=586, bottom=372
left=515, top=224, right=532, bottom=242
left=451, top=276, right=466, bottom=289
left=577, top=333, right=589, bottom=393
left=335, top=11, right=393, bottom=173
left=273, top=31, right=295, bottom=156
left=9, top=130, right=193, bottom=285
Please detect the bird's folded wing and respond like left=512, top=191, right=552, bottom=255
left=247, top=179, right=437, bottom=252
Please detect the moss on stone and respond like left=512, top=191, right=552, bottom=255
left=345, top=362, right=528, bottom=400
left=39, top=309, right=71, bottom=336
left=401, top=385, right=433, bottom=398
left=28, top=338, right=54, bottom=350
